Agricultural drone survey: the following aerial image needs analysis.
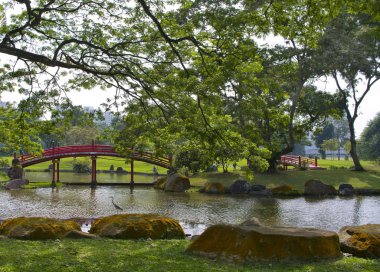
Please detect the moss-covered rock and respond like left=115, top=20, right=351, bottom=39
left=339, top=224, right=380, bottom=258
left=270, top=184, right=300, bottom=196
left=304, top=179, right=337, bottom=196
left=187, top=224, right=341, bottom=262
left=0, top=217, right=81, bottom=240
left=153, top=176, right=167, bottom=190
left=89, top=214, right=185, bottom=240
left=200, top=182, right=225, bottom=194
left=164, top=173, right=190, bottom=192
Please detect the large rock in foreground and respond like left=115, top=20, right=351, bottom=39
left=164, top=173, right=190, bottom=192
left=339, top=224, right=380, bottom=258
left=4, top=179, right=29, bottom=190
left=304, top=179, right=337, bottom=196
left=89, top=214, right=185, bottom=239
left=187, top=224, right=341, bottom=262
left=0, top=217, right=81, bottom=240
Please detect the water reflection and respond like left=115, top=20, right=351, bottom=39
left=0, top=184, right=379, bottom=236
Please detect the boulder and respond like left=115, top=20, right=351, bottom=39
left=228, top=179, right=250, bottom=194
left=249, top=184, right=272, bottom=196
left=304, top=179, right=337, bottom=196
left=7, top=166, right=24, bottom=179
left=187, top=224, right=341, bottom=262
left=205, top=165, right=218, bottom=172
left=339, top=224, right=380, bottom=258
left=153, top=176, right=167, bottom=190
left=0, top=217, right=81, bottom=240
left=271, top=184, right=300, bottom=196
left=4, top=179, right=29, bottom=190
left=164, top=173, right=190, bottom=192
left=199, top=182, right=225, bottom=194
left=89, top=214, right=185, bottom=240
left=338, top=184, right=355, bottom=196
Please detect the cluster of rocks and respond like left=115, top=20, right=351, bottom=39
left=197, top=178, right=376, bottom=197
left=1, top=215, right=378, bottom=262
left=0, top=214, right=185, bottom=240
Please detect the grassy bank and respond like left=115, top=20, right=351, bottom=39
left=0, top=239, right=378, bottom=272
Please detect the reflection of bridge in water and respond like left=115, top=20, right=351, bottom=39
left=18, top=143, right=172, bottom=187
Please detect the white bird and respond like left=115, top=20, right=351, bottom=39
left=109, top=196, right=123, bottom=211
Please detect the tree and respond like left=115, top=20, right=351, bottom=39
left=318, top=12, right=380, bottom=170
left=358, top=112, right=380, bottom=160
left=321, top=139, right=339, bottom=160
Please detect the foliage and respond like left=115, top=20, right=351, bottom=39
left=317, top=11, right=380, bottom=170
left=321, top=139, right=339, bottom=159
left=71, top=158, right=90, bottom=173
left=358, top=112, right=380, bottom=160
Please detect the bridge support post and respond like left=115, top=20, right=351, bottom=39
left=56, top=159, right=60, bottom=182
left=91, top=156, right=97, bottom=187
left=51, top=159, right=56, bottom=187
left=298, top=156, right=301, bottom=167
left=130, top=159, right=134, bottom=187
left=315, top=157, right=318, bottom=167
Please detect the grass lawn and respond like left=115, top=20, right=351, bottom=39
left=0, top=239, right=378, bottom=272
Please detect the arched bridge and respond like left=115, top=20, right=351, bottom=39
left=19, top=144, right=171, bottom=168
left=17, top=144, right=172, bottom=187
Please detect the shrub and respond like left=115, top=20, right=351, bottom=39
left=71, top=159, right=90, bottom=173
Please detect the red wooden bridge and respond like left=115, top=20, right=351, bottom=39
left=17, top=144, right=172, bottom=187
left=280, top=155, right=323, bottom=170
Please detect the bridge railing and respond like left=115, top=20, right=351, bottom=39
left=280, top=155, right=317, bottom=168
left=18, top=145, right=172, bottom=168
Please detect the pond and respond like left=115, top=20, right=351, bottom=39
left=0, top=172, right=379, bottom=235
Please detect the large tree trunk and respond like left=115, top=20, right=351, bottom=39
left=347, top=117, right=364, bottom=171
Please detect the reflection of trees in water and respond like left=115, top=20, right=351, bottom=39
left=244, top=197, right=281, bottom=226
left=353, top=196, right=363, bottom=225
left=87, top=187, right=97, bottom=215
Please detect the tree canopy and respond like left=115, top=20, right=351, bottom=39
left=0, top=0, right=378, bottom=172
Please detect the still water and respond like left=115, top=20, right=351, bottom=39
left=0, top=172, right=379, bottom=235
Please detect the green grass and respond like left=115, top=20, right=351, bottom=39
left=0, top=239, right=378, bottom=272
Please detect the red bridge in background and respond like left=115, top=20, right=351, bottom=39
left=280, top=155, right=323, bottom=170
left=18, top=144, right=172, bottom=187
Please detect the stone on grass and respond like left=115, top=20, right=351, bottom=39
left=0, top=217, right=81, bottom=240
left=89, top=214, right=185, bottom=240
left=339, top=224, right=380, bottom=258
left=199, top=182, right=225, bottom=194
left=249, top=184, right=272, bottom=196
left=228, top=179, right=250, bottom=194
left=164, top=173, right=190, bottom=192
left=338, top=184, right=355, bottom=196
left=187, top=224, right=341, bottom=262
left=304, top=179, right=337, bottom=196
left=153, top=176, right=167, bottom=190
left=4, top=179, right=29, bottom=190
